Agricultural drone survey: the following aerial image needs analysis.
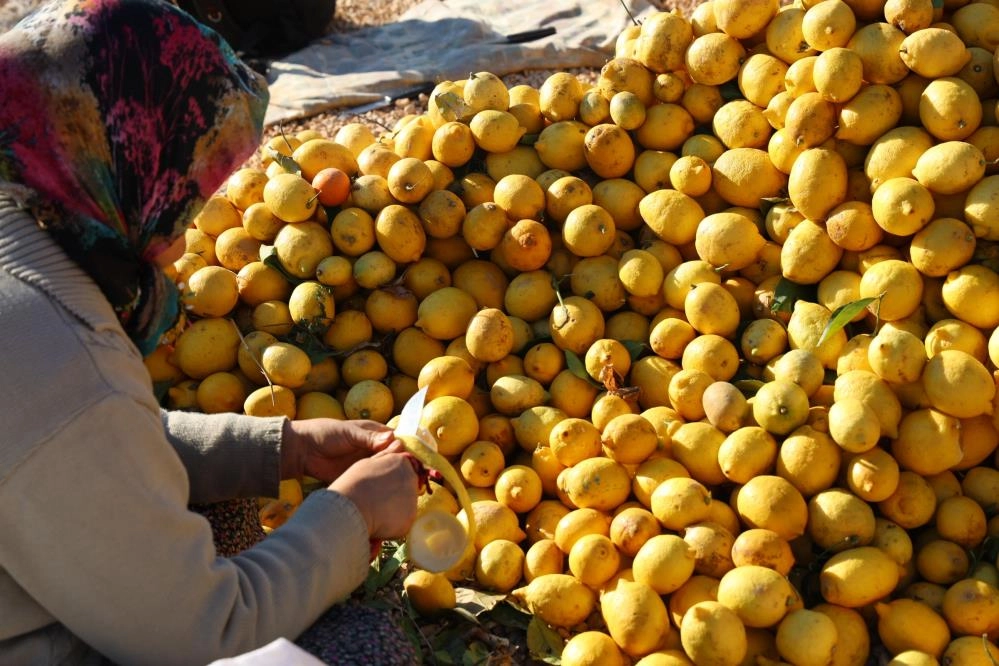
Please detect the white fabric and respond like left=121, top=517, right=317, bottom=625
left=208, top=638, right=328, bottom=666
left=263, top=0, right=656, bottom=125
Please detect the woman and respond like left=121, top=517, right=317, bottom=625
left=0, top=1, right=419, bottom=663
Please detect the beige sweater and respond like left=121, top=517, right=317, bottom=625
left=0, top=197, right=371, bottom=665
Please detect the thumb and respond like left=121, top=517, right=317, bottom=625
left=369, top=429, right=398, bottom=452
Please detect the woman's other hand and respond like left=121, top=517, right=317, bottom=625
left=328, top=450, right=419, bottom=540
left=281, top=418, right=401, bottom=482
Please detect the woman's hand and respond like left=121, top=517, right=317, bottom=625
left=328, top=450, right=420, bottom=540
left=280, top=418, right=402, bottom=482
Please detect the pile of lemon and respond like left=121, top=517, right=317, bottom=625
left=146, top=0, right=999, bottom=662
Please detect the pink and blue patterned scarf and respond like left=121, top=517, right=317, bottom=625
left=0, top=0, right=268, bottom=354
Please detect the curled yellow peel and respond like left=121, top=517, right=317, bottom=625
left=397, top=434, right=477, bottom=550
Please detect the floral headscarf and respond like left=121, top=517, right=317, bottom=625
left=0, top=0, right=268, bottom=355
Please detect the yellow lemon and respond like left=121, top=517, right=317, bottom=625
left=603, top=580, right=673, bottom=658
left=717, top=564, right=798, bottom=629
left=819, top=545, right=901, bottom=607
left=775, top=608, right=839, bottom=666
left=244, top=385, right=297, bottom=419
left=680, top=601, right=748, bottom=666
left=510, top=573, right=596, bottom=628
left=403, top=569, right=456, bottom=616
left=475, top=539, right=525, bottom=593
left=875, top=598, right=951, bottom=657
left=561, top=631, right=628, bottom=666
left=262, top=172, right=319, bottom=224
left=195, top=371, right=248, bottom=414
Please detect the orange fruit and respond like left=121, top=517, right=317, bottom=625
left=312, top=167, right=351, bottom=207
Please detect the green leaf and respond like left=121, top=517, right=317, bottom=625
left=817, top=297, right=877, bottom=347
left=770, top=277, right=812, bottom=314
left=454, top=587, right=506, bottom=617
left=488, top=601, right=533, bottom=630
left=564, top=349, right=590, bottom=382
left=733, top=379, right=765, bottom=398
left=526, top=617, right=564, bottom=664
left=461, top=642, right=491, bottom=665
left=363, top=542, right=406, bottom=594
left=622, top=339, right=647, bottom=360
left=262, top=253, right=305, bottom=286
left=434, top=91, right=469, bottom=122
left=265, top=146, right=302, bottom=176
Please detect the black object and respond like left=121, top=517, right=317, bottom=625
left=173, top=0, right=337, bottom=59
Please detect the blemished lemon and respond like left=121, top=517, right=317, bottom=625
left=807, top=488, right=876, bottom=553
left=650, top=476, right=712, bottom=532
left=731, top=528, right=795, bottom=576
left=558, top=456, right=632, bottom=512
left=458, top=440, right=506, bottom=488
left=634, top=10, right=692, bottom=73
left=226, top=167, right=269, bottom=211
left=609, top=506, right=662, bottom=558
left=548, top=417, right=602, bottom=467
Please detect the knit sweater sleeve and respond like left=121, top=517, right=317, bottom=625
left=0, top=393, right=371, bottom=665
left=161, top=409, right=285, bottom=503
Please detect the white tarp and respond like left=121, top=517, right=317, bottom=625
left=263, top=0, right=656, bottom=126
